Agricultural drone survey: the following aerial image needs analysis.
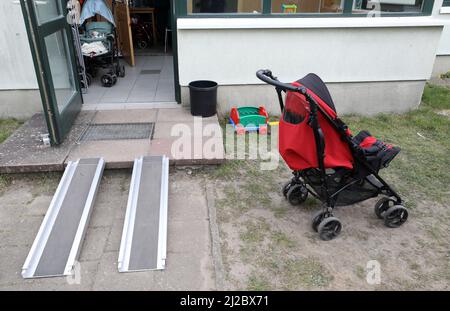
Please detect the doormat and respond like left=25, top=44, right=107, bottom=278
left=140, top=69, right=161, bottom=75
left=80, top=123, right=154, bottom=142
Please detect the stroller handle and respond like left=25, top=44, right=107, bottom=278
left=256, top=69, right=307, bottom=94
left=256, top=69, right=319, bottom=113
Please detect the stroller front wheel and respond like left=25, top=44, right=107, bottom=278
left=384, top=205, right=408, bottom=228
left=374, top=197, right=397, bottom=219
left=286, top=184, right=308, bottom=206
left=282, top=181, right=292, bottom=198
left=312, top=210, right=327, bottom=232
left=318, top=217, right=342, bottom=241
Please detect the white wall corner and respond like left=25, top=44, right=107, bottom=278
left=433, top=0, right=444, bottom=16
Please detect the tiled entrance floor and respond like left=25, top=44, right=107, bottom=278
left=82, top=55, right=175, bottom=107
left=0, top=108, right=224, bottom=173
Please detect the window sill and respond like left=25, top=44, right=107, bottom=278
left=177, top=16, right=444, bottom=30
left=440, top=7, right=450, bottom=14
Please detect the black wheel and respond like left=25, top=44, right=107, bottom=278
left=111, top=73, right=118, bottom=85
left=374, top=197, right=397, bottom=219
left=282, top=181, right=292, bottom=198
left=286, top=184, right=308, bottom=206
left=312, top=210, right=327, bottom=232
left=118, top=65, right=125, bottom=78
left=101, top=74, right=114, bottom=87
left=137, top=40, right=148, bottom=49
left=86, top=73, right=92, bottom=86
left=88, top=67, right=98, bottom=78
left=384, top=205, right=408, bottom=228
left=318, top=217, right=342, bottom=241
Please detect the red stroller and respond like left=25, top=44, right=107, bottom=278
left=257, top=70, right=408, bottom=240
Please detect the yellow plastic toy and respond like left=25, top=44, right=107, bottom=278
left=282, top=4, right=297, bottom=13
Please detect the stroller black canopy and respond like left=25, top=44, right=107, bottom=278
left=297, top=73, right=336, bottom=113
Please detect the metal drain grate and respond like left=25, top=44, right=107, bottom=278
left=140, top=69, right=161, bottom=75
left=80, top=123, right=154, bottom=142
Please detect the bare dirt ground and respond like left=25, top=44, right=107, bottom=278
left=203, top=160, right=450, bottom=290
left=0, top=161, right=448, bottom=291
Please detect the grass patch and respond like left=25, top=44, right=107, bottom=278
left=355, top=265, right=366, bottom=280
left=344, top=84, right=450, bottom=203
left=284, top=257, right=333, bottom=289
left=239, top=226, right=332, bottom=289
left=0, top=174, right=12, bottom=193
left=240, top=218, right=270, bottom=243
left=270, top=230, right=296, bottom=248
left=422, top=84, right=450, bottom=110
left=26, top=172, right=61, bottom=197
left=247, top=273, right=272, bottom=291
left=0, top=172, right=60, bottom=196
left=212, top=160, right=249, bottom=180
left=440, top=71, right=450, bottom=80
left=0, top=119, right=23, bottom=143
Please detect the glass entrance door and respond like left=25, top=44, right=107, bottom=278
left=20, top=0, right=82, bottom=145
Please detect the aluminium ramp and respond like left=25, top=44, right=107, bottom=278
left=118, top=156, right=169, bottom=272
left=22, top=158, right=105, bottom=279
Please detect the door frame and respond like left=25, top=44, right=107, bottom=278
left=20, top=0, right=82, bottom=145
left=171, top=0, right=181, bottom=103
left=116, top=0, right=135, bottom=66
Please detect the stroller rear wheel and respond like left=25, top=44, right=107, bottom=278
left=374, top=197, right=397, bottom=219
left=137, top=40, right=148, bottom=50
left=86, top=73, right=92, bottom=86
left=101, top=73, right=117, bottom=87
left=318, top=217, right=342, bottom=241
left=116, top=64, right=126, bottom=78
left=286, top=184, right=308, bottom=206
left=384, top=205, right=408, bottom=228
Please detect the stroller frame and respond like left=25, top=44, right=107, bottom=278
left=80, top=0, right=125, bottom=87
left=257, top=70, right=408, bottom=240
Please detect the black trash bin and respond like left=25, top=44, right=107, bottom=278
left=189, top=80, right=218, bottom=117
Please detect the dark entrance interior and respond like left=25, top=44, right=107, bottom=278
left=81, top=0, right=176, bottom=105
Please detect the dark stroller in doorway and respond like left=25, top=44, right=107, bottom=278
left=131, top=15, right=154, bottom=50
left=256, top=70, right=408, bottom=241
left=79, top=0, right=125, bottom=87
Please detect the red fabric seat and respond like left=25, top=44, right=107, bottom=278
left=279, top=83, right=354, bottom=171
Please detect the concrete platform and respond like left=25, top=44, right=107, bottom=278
left=0, top=108, right=225, bottom=173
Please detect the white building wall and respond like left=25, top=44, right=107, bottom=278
left=437, top=24, right=450, bottom=55
left=177, top=19, right=443, bottom=85
left=177, top=17, right=443, bottom=115
left=0, top=1, right=38, bottom=90
left=434, top=0, right=450, bottom=55
left=432, top=0, right=450, bottom=76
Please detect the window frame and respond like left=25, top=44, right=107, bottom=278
left=176, top=0, right=435, bottom=18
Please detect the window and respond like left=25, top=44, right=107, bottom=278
left=188, top=0, right=262, bottom=14
left=272, top=0, right=344, bottom=14
left=352, top=0, right=425, bottom=14
left=443, top=0, right=450, bottom=6
left=179, top=0, right=435, bottom=16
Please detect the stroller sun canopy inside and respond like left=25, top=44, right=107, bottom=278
left=79, top=0, right=115, bottom=26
